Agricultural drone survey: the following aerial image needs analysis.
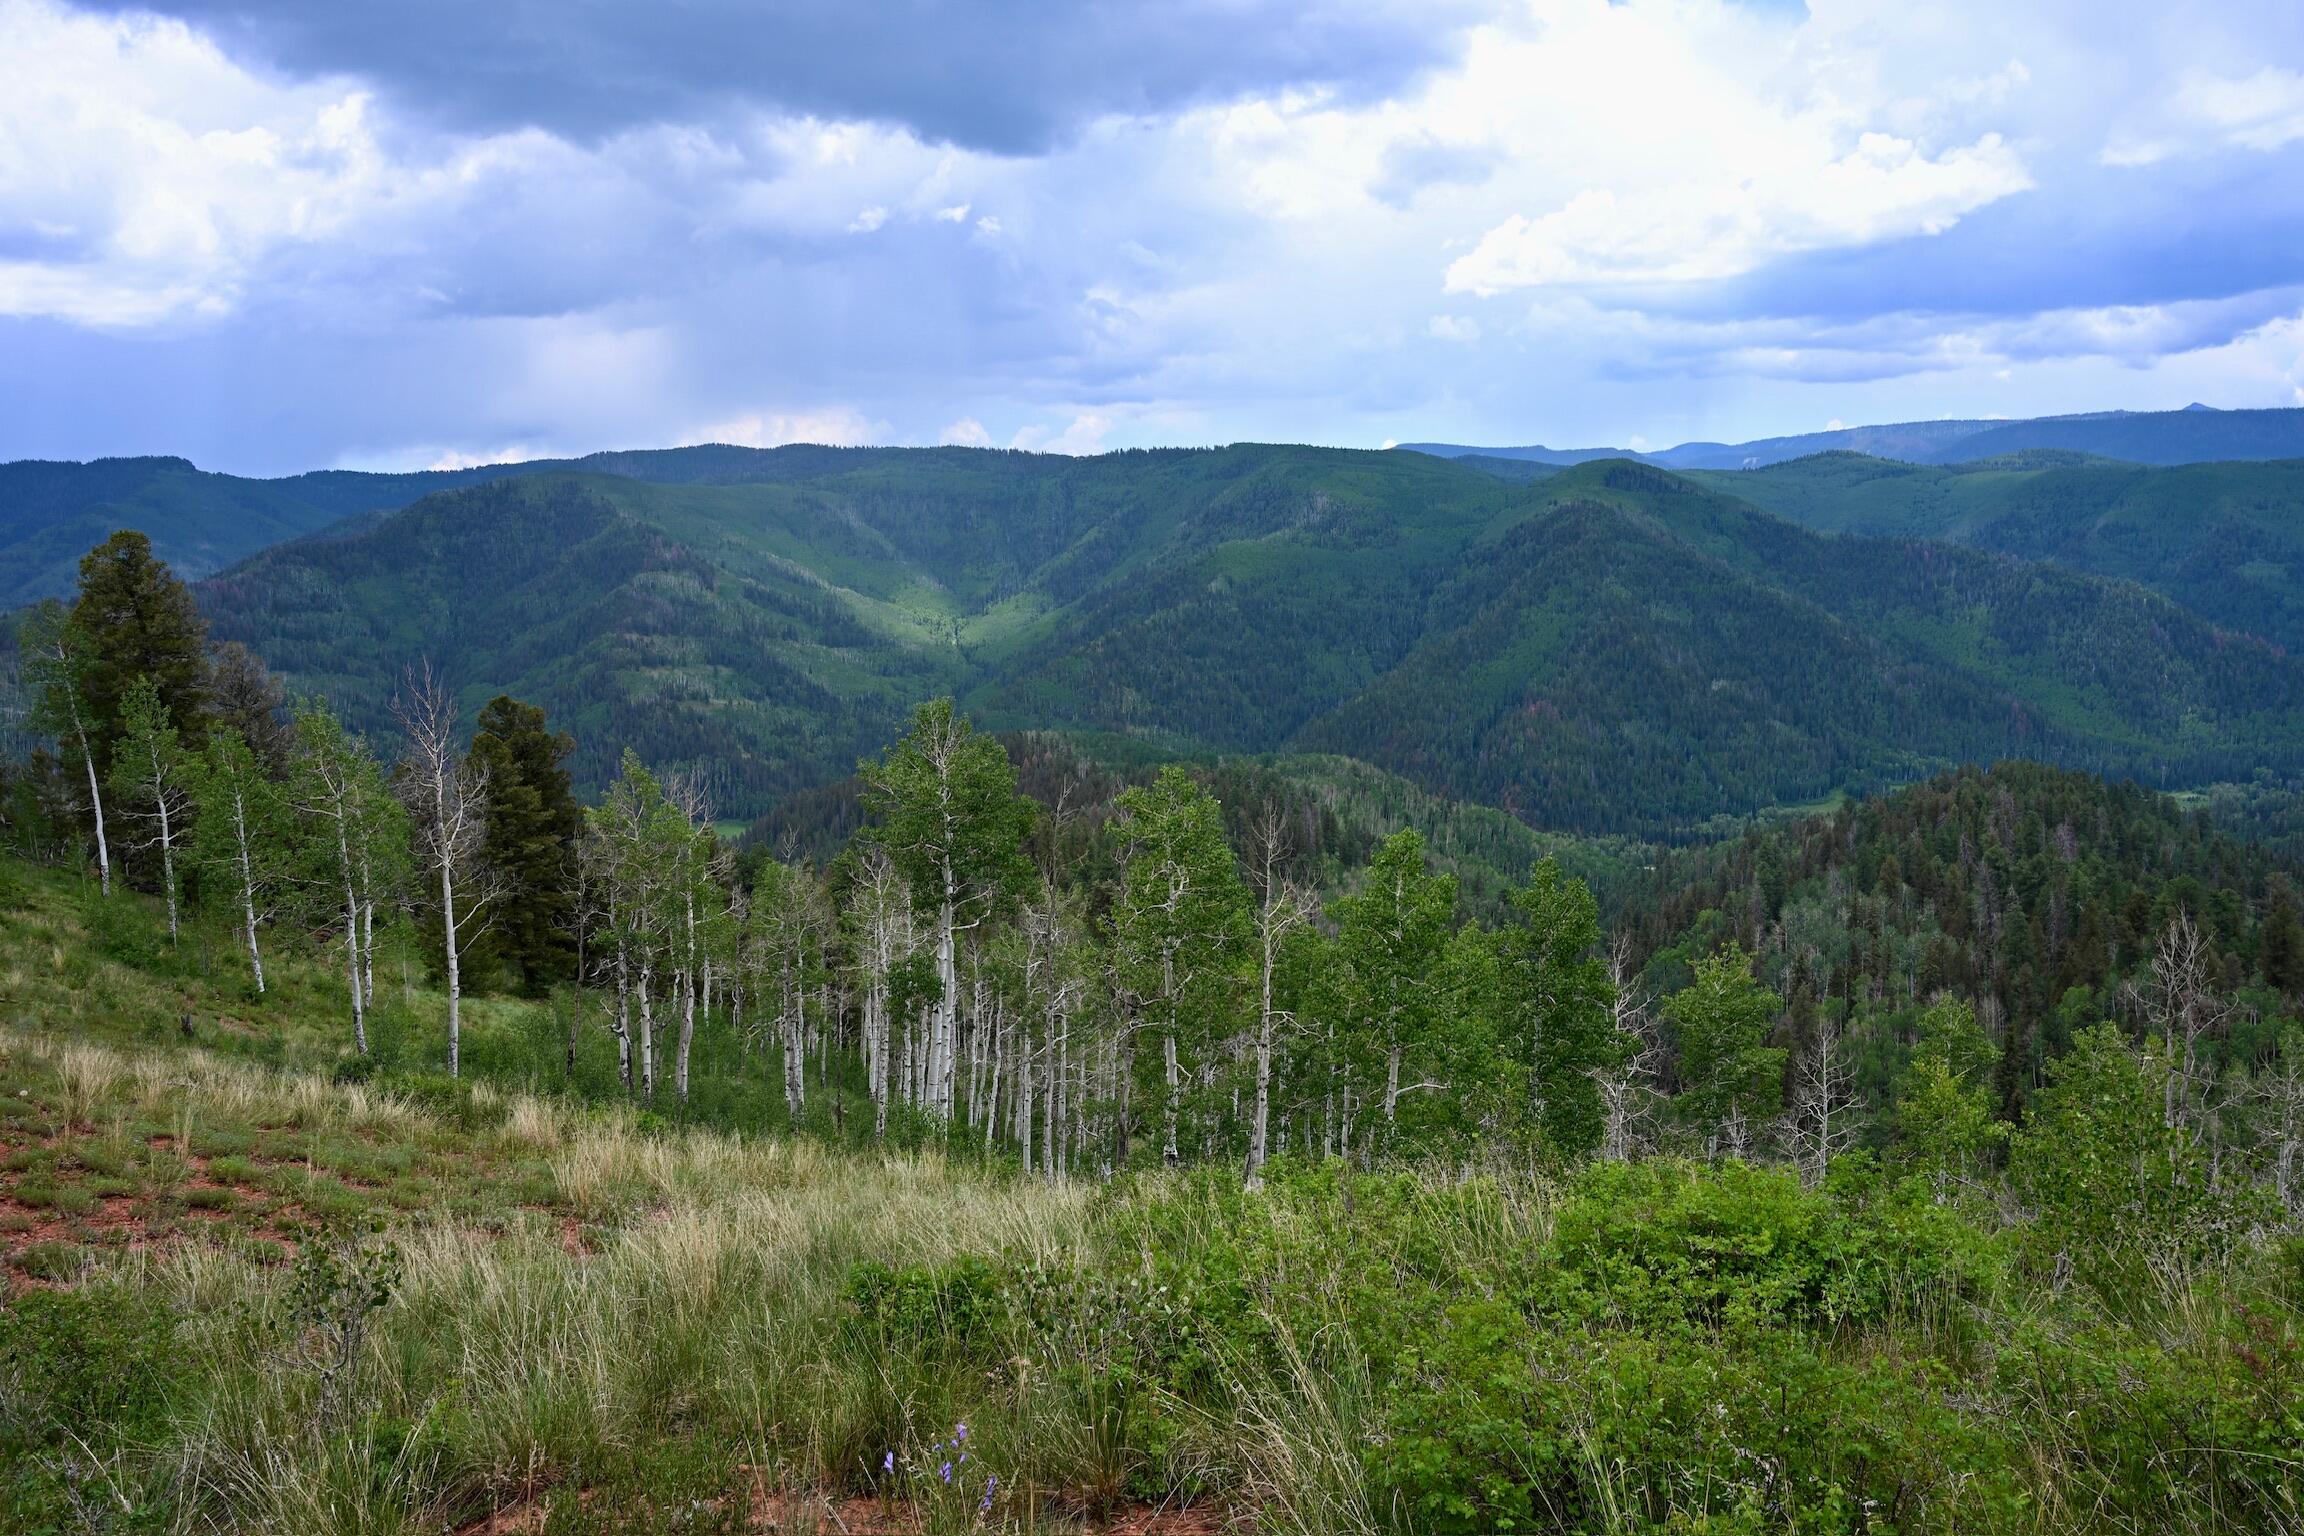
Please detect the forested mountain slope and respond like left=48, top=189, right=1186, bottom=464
left=1683, top=451, right=2304, bottom=652
left=1631, top=759, right=2303, bottom=1113
left=3, top=440, right=1088, bottom=605
left=0, top=457, right=362, bottom=607
left=197, top=445, right=2304, bottom=834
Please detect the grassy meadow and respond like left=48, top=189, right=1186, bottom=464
left=3, top=860, right=2301, bottom=1535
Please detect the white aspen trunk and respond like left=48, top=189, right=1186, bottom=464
left=1251, top=942, right=1276, bottom=1185
left=1048, top=1023, right=1064, bottom=1179
left=984, top=1003, right=1003, bottom=1157
left=1016, top=1022, right=1033, bottom=1172
left=638, top=955, right=656, bottom=1101
left=1161, top=945, right=1181, bottom=1166
left=784, top=964, right=804, bottom=1117
left=360, top=891, right=376, bottom=1007
left=1163, top=1027, right=1180, bottom=1167
left=675, top=966, right=694, bottom=1107
left=334, top=815, right=367, bottom=1055
left=677, top=893, right=697, bottom=1105
left=612, top=937, right=633, bottom=1091
left=440, top=842, right=462, bottom=1078
left=931, top=870, right=959, bottom=1118
left=867, top=941, right=889, bottom=1137
left=71, top=701, right=109, bottom=896
left=153, top=780, right=179, bottom=941
left=230, top=787, right=265, bottom=993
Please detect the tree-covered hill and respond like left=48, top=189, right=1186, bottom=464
left=1631, top=759, right=2304, bottom=1115
left=1292, top=461, right=2304, bottom=828
left=3, top=440, right=1117, bottom=607
left=1682, top=450, right=2304, bottom=654
left=0, top=457, right=368, bottom=608
left=197, top=446, right=2304, bottom=833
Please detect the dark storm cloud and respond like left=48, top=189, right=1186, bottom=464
left=85, top=0, right=1477, bottom=152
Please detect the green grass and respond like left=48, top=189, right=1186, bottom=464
left=3, top=862, right=2300, bottom=1533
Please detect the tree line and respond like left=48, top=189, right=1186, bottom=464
left=10, top=531, right=2304, bottom=1230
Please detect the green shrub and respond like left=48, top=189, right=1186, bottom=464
left=1549, top=1159, right=1862, bottom=1330
left=0, top=1285, right=188, bottom=1534
left=844, top=1253, right=1008, bottom=1356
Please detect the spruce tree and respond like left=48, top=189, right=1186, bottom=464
left=71, top=531, right=208, bottom=765
left=468, top=695, right=582, bottom=993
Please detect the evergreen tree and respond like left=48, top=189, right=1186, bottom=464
left=71, top=531, right=208, bottom=765
left=2261, top=878, right=2304, bottom=999
left=468, top=695, right=582, bottom=993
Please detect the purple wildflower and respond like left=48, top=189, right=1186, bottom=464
left=981, top=1473, right=999, bottom=1514
left=883, top=1451, right=895, bottom=1474
left=940, top=1461, right=953, bottom=1483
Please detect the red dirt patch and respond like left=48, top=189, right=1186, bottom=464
left=0, top=1148, right=307, bottom=1282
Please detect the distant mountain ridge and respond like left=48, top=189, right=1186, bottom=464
left=0, top=442, right=967, bottom=606
left=9, top=403, right=2303, bottom=605
left=1400, top=404, right=2304, bottom=471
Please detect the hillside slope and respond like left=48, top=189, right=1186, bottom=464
left=198, top=447, right=2304, bottom=834
left=3, top=441, right=1069, bottom=605
left=1689, top=452, right=2304, bottom=652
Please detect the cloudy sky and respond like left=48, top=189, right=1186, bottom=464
left=3, top=0, right=2303, bottom=475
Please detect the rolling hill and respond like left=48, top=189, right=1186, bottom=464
left=1403, top=403, right=2304, bottom=471
left=3, top=440, right=1071, bottom=606
left=197, top=445, right=2304, bottom=835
